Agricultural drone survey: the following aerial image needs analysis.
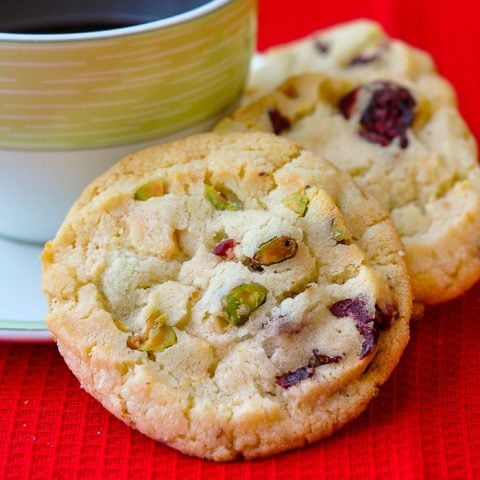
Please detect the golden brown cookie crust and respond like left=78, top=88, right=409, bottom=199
left=42, top=132, right=411, bottom=460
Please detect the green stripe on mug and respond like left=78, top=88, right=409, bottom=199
left=0, top=0, right=256, bottom=150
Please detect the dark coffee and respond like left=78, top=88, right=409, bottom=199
left=0, top=0, right=212, bottom=34
left=5, top=20, right=139, bottom=35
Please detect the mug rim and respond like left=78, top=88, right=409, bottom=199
left=0, top=0, right=234, bottom=43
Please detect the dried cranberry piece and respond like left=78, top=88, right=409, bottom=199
left=314, top=39, right=330, bottom=54
left=374, top=304, right=396, bottom=330
left=268, top=108, right=291, bottom=135
left=358, top=328, right=377, bottom=359
left=357, top=304, right=396, bottom=356
left=339, top=81, right=416, bottom=148
left=329, top=297, right=377, bottom=358
left=338, top=87, right=359, bottom=119
left=275, top=366, right=314, bottom=389
left=347, top=52, right=380, bottom=67
left=213, top=239, right=237, bottom=260
left=329, top=297, right=370, bottom=323
left=276, top=349, right=343, bottom=389
left=309, top=349, right=342, bottom=367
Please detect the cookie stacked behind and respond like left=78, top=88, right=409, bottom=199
left=245, top=19, right=455, bottom=105
left=218, top=21, right=480, bottom=305
left=42, top=132, right=411, bottom=460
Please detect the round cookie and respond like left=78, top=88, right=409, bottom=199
left=216, top=75, right=480, bottom=305
left=246, top=19, right=455, bottom=105
left=42, top=132, right=411, bottom=461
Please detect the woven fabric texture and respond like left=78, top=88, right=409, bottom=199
left=1, top=0, right=480, bottom=478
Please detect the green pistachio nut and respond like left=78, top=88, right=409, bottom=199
left=134, top=179, right=164, bottom=201
left=144, top=310, right=167, bottom=331
left=222, top=283, right=268, bottom=326
left=283, top=191, right=309, bottom=216
left=333, top=227, right=346, bottom=242
left=113, top=319, right=130, bottom=333
left=126, top=310, right=176, bottom=353
left=213, top=230, right=228, bottom=242
left=332, top=219, right=351, bottom=243
left=204, top=184, right=238, bottom=211
left=126, top=333, right=143, bottom=350
left=305, top=185, right=319, bottom=201
left=253, top=236, right=298, bottom=266
left=139, top=325, right=177, bottom=352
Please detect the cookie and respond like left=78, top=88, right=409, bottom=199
left=217, top=74, right=480, bottom=305
left=42, top=132, right=411, bottom=461
left=245, top=19, right=455, bottom=105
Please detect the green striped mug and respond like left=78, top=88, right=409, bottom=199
left=0, top=0, right=256, bottom=243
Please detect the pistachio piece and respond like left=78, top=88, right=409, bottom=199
left=331, top=218, right=351, bottom=244
left=204, top=184, right=238, bottom=211
left=113, top=319, right=130, bottom=333
left=126, top=333, right=143, bottom=350
left=253, top=236, right=298, bottom=267
left=142, top=310, right=166, bottom=335
left=305, top=185, right=319, bottom=200
left=283, top=191, right=309, bottom=216
left=213, top=230, right=227, bottom=242
left=134, top=179, right=164, bottom=201
left=139, top=325, right=177, bottom=353
left=222, top=283, right=268, bottom=326
left=333, top=226, right=347, bottom=242
left=242, top=256, right=264, bottom=273
left=127, top=310, right=176, bottom=353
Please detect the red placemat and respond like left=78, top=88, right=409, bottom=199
left=2, top=287, right=480, bottom=479
left=2, top=0, right=480, bottom=478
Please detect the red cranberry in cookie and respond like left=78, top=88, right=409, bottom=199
left=339, top=81, right=416, bottom=148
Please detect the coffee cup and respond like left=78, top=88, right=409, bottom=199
left=0, top=0, right=256, bottom=244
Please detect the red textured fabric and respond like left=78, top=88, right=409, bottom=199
left=2, top=1, right=480, bottom=478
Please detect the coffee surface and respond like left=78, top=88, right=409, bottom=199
left=0, top=0, right=213, bottom=34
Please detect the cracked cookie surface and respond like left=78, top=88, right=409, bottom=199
left=217, top=73, right=480, bottom=305
left=42, top=132, right=411, bottom=460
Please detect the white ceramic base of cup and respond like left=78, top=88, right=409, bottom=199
left=0, top=110, right=231, bottom=244
left=0, top=235, right=50, bottom=342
